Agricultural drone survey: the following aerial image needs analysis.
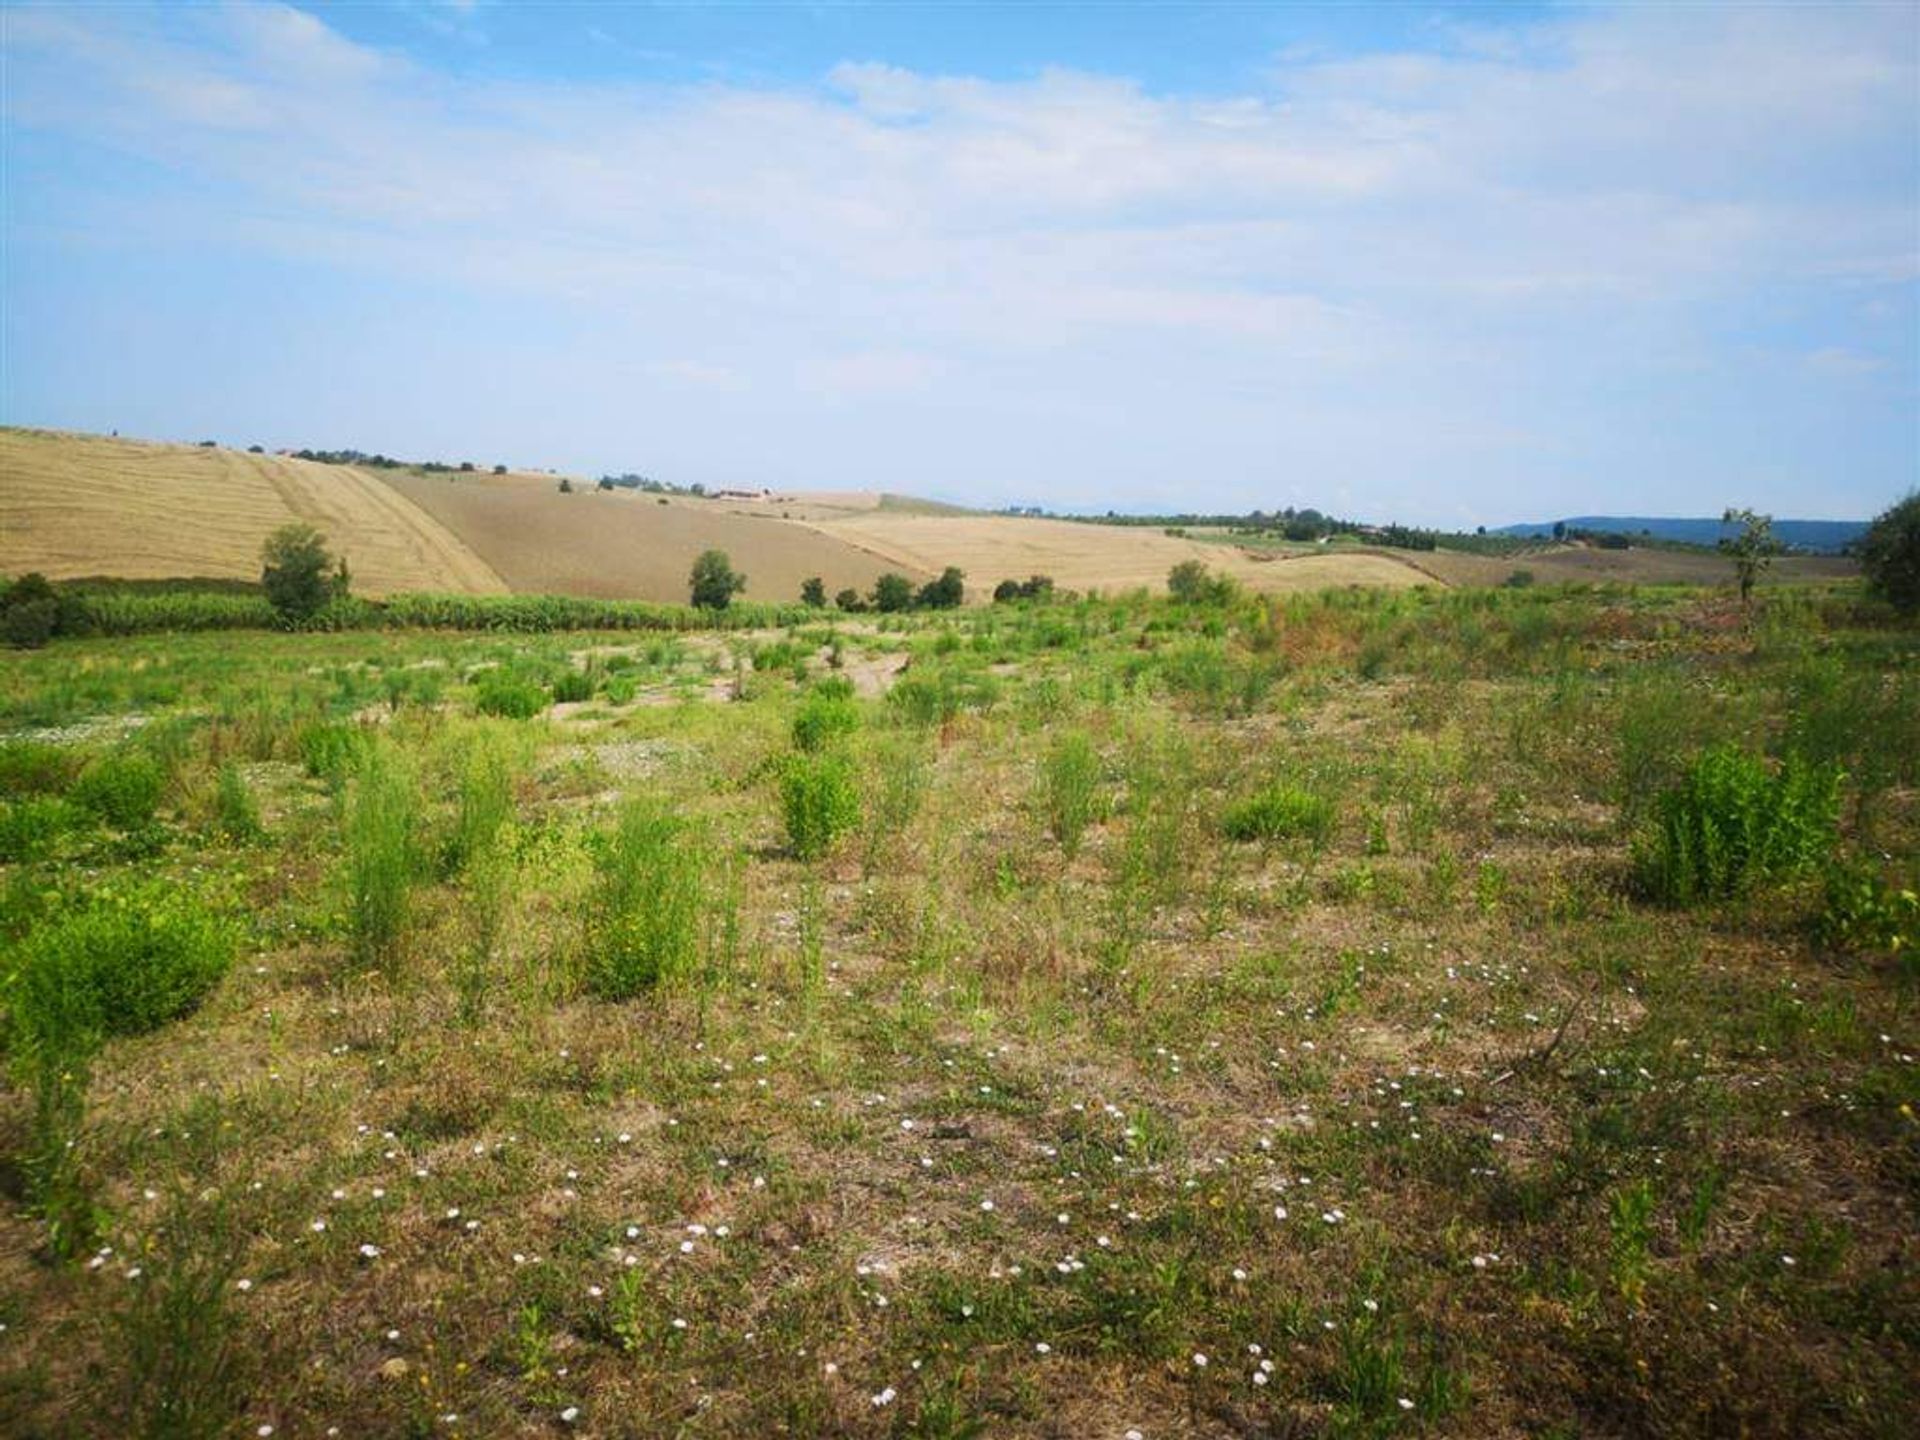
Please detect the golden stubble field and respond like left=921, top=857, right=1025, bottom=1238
left=0, top=430, right=506, bottom=597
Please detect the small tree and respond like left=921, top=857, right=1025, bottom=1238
left=1859, top=491, right=1920, bottom=615
left=992, top=578, right=1022, bottom=603
left=1167, top=559, right=1209, bottom=603
left=558, top=477, right=573, bottom=494
left=1720, top=507, right=1775, bottom=607
left=689, top=549, right=746, bottom=610
left=800, top=576, right=827, bottom=607
left=493, top=464, right=507, bottom=476
left=915, top=566, right=965, bottom=609
left=261, top=524, right=338, bottom=624
left=834, top=588, right=866, bottom=613
left=871, top=573, right=914, bottom=613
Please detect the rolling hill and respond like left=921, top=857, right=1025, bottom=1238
left=0, top=427, right=1861, bottom=603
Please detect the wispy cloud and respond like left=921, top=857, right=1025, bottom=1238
left=3, top=2, right=1913, bottom=520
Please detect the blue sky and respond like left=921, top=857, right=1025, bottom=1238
left=3, top=2, right=1914, bottom=526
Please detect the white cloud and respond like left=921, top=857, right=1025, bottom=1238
left=2, top=2, right=1913, bottom=519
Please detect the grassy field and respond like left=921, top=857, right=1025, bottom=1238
left=1, top=578, right=1914, bottom=1439
left=0, top=430, right=506, bottom=598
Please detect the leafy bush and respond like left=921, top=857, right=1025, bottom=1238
left=780, top=752, right=861, bottom=860
left=70, top=751, right=166, bottom=829
left=871, top=573, right=914, bottom=613
left=1039, top=731, right=1103, bottom=858
left=0, top=741, right=77, bottom=797
left=1635, top=746, right=1841, bottom=904
left=585, top=801, right=707, bottom=997
left=915, top=566, right=966, bottom=609
left=792, top=690, right=859, bottom=752
left=340, top=743, right=418, bottom=970
left=0, top=796, right=86, bottom=862
left=1223, top=783, right=1336, bottom=845
left=1816, top=863, right=1917, bottom=961
left=8, top=884, right=236, bottom=1053
left=3, top=598, right=58, bottom=649
left=299, top=722, right=369, bottom=788
left=1859, top=491, right=1919, bottom=615
left=473, top=669, right=549, bottom=719
left=1167, top=560, right=1236, bottom=605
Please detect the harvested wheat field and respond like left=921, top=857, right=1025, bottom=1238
left=0, top=429, right=505, bottom=597
left=807, top=511, right=1434, bottom=598
left=378, top=469, right=901, bottom=603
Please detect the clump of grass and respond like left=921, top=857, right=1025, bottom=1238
left=585, top=799, right=707, bottom=998
left=780, top=751, right=861, bottom=860
left=340, top=741, right=419, bottom=971
left=548, top=665, right=595, bottom=704
left=0, top=740, right=77, bottom=797
left=69, top=749, right=165, bottom=829
left=1222, top=781, right=1336, bottom=846
left=1038, top=730, right=1103, bottom=859
left=456, top=825, right=516, bottom=1023
left=114, top=1203, right=246, bottom=1440
left=1635, top=745, right=1840, bottom=904
left=791, top=687, right=859, bottom=752
left=299, top=720, right=369, bottom=791
left=211, top=763, right=261, bottom=842
left=473, top=669, right=548, bottom=719
left=862, top=735, right=928, bottom=873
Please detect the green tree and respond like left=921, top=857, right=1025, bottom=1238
left=689, top=549, right=746, bottom=610
left=1167, top=559, right=1209, bottom=603
left=834, top=588, right=866, bottom=612
left=1720, top=507, right=1775, bottom=607
left=800, top=576, right=827, bottom=607
left=260, top=524, right=339, bottom=624
left=915, top=566, right=965, bottom=609
left=1859, top=491, right=1920, bottom=615
left=871, top=572, right=914, bottom=613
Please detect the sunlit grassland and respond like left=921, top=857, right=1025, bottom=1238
left=0, top=580, right=1915, bottom=1439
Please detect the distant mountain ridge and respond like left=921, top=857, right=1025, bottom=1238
left=1494, top=515, right=1866, bottom=554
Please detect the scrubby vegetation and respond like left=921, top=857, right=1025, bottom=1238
left=0, top=576, right=1914, bottom=1438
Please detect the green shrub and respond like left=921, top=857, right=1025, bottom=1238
left=70, top=751, right=166, bottom=829
left=1039, top=731, right=1103, bottom=859
left=3, top=598, right=58, bottom=649
left=444, top=728, right=519, bottom=875
left=340, top=743, right=418, bottom=970
left=0, top=795, right=86, bottom=862
left=299, top=721, right=369, bottom=789
left=1816, top=863, right=1917, bottom=961
left=780, top=752, right=861, bottom=860
left=792, top=690, right=859, bottom=752
left=212, top=764, right=261, bottom=843
left=8, top=883, right=236, bottom=1053
left=585, top=801, right=706, bottom=997
left=1635, top=746, right=1841, bottom=904
left=549, top=667, right=595, bottom=704
left=1223, top=783, right=1336, bottom=846
left=473, top=669, right=548, bottom=719
left=0, top=741, right=76, bottom=797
